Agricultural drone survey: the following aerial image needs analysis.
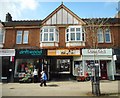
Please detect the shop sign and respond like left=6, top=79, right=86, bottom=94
left=48, top=49, right=80, bottom=56
left=16, top=49, right=47, bottom=58
left=0, top=49, right=15, bottom=56
left=82, top=49, right=112, bottom=56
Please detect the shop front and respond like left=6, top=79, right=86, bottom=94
left=113, top=49, right=120, bottom=80
left=47, top=49, right=81, bottom=80
left=14, top=49, right=47, bottom=82
left=0, top=49, right=15, bottom=83
left=82, top=49, right=115, bottom=80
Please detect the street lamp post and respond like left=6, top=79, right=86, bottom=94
left=92, top=63, right=100, bottom=96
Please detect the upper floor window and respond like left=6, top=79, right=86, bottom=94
left=105, top=28, right=111, bottom=43
left=66, top=26, right=84, bottom=42
left=16, top=31, right=22, bottom=44
left=97, top=28, right=104, bottom=43
left=40, top=26, right=59, bottom=42
left=16, top=30, right=29, bottom=44
left=23, top=31, right=29, bottom=44
left=0, top=28, right=5, bottom=43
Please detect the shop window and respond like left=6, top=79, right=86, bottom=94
left=85, top=60, right=94, bottom=76
left=14, top=59, right=36, bottom=78
left=57, top=59, right=70, bottom=73
left=74, top=61, right=82, bottom=76
left=116, top=62, right=120, bottom=74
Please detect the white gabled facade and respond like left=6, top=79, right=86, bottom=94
left=40, top=4, right=86, bottom=48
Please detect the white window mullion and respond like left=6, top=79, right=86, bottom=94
left=48, top=29, right=50, bottom=41
left=54, top=29, right=55, bottom=41
left=80, top=27, right=84, bottom=41
left=75, top=28, right=76, bottom=41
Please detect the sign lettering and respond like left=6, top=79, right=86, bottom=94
left=19, top=49, right=42, bottom=56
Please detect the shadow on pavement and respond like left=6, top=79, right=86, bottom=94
left=47, top=84, right=59, bottom=87
left=87, top=92, right=119, bottom=96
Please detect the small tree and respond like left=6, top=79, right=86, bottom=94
left=83, top=18, right=109, bottom=96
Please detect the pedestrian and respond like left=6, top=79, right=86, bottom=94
left=40, top=71, right=47, bottom=87
left=33, top=69, right=38, bottom=83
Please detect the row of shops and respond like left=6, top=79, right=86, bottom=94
left=1, top=48, right=120, bottom=82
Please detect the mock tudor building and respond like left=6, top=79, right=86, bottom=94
left=1, top=3, right=120, bottom=82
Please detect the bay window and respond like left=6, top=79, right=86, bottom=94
left=49, top=33, right=54, bottom=41
left=66, top=26, right=84, bottom=42
left=44, top=33, right=48, bottom=41
left=71, top=33, right=75, bottom=40
left=40, top=26, right=59, bottom=42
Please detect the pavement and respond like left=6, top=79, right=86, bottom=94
left=0, top=80, right=119, bottom=97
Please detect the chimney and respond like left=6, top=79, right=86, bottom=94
left=6, top=13, right=12, bottom=22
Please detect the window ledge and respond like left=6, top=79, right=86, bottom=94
left=40, top=41, right=59, bottom=43
left=66, top=40, right=85, bottom=43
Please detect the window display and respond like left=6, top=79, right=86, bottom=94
left=14, top=59, right=37, bottom=79
left=74, top=61, right=82, bottom=76
left=85, top=60, right=94, bottom=76
left=57, top=59, right=70, bottom=73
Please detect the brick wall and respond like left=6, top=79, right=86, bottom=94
left=4, top=28, right=40, bottom=49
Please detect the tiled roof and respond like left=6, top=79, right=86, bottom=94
left=2, top=18, right=120, bottom=27
left=3, top=20, right=43, bottom=27
left=82, top=18, right=120, bottom=25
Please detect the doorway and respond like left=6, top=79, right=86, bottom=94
left=49, top=57, right=73, bottom=80
left=100, top=60, right=108, bottom=80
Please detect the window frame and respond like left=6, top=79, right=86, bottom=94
left=16, top=30, right=23, bottom=44
left=23, top=30, right=29, bottom=44
left=0, top=28, right=5, bottom=44
left=40, top=27, right=59, bottom=42
left=66, top=26, right=83, bottom=42
left=97, top=28, right=104, bottom=43
left=16, top=30, right=29, bottom=44
left=104, top=28, right=111, bottom=43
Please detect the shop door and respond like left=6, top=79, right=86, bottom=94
left=2, top=57, right=11, bottom=82
left=42, top=59, right=50, bottom=80
left=100, top=61, right=108, bottom=80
